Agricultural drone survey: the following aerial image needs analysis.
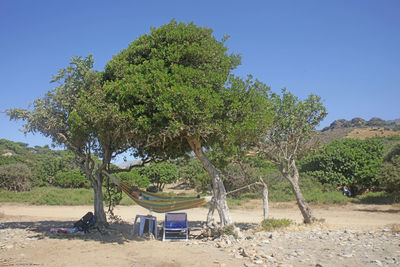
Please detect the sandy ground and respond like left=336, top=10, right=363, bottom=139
left=1, top=201, right=399, bottom=266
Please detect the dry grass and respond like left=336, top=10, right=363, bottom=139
left=0, top=211, right=5, bottom=219
left=391, top=224, right=400, bottom=233
left=346, top=127, right=400, bottom=139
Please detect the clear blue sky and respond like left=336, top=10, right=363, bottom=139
left=1, top=0, right=399, bottom=150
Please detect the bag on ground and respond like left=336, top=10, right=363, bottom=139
left=73, top=212, right=96, bottom=232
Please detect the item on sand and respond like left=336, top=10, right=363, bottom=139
left=133, top=215, right=158, bottom=239
left=73, top=212, right=96, bottom=233
left=50, top=227, right=79, bottom=233
left=50, top=212, right=96, bottom=234
left=102, top=171, right=206, bottom=213
left=163, top=212, right=189, bottom=241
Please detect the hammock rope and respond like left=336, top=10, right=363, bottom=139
left=102, top=171, right=207, bottom=213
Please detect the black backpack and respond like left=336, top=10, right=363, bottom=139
left=73, top=212, right=96, bottom=233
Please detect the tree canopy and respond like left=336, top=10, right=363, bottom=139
left=301, top=138, right=384, bottom=194
left=104, top=21, right=272, bottom=226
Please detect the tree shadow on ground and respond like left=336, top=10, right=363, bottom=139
left=0, top=220, right=147, bottom=244
left=354, top=209, right=400, bottom=214
left=0, top=219, right=258, bottom=244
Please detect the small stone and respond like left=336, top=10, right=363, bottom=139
left=295, top=249, right=305, bottom=255
left=372, top=260, right=383, bottom=266
left=262, top=240, right=270, bottom=244
left=342, top=252, right=353, bottom=258
left=254, top=259, right=263, bottom=264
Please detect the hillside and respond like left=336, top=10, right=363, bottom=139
left=317, top=117, right=400, bottom=144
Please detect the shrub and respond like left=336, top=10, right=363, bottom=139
left=139, top=162, right=179, bottom=191
left=115, top=169, right=150, bottom=188
left=301, top=138, right=383, bottom=195
left=53, top=169, right=89, bottom=188
left=261, top=218, right=292, bottom=231
left=0, top=163, right=32, bottom=191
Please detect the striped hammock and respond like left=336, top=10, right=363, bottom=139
left=102, top=171, right=206, bottom=213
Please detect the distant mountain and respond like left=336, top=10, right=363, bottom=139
left=387, top=118, right=400, bottom=124
left=317, top=117, right=400, bottom=145
left=322, top=117, right=400, bottom=132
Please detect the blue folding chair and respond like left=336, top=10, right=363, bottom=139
left=162, top=212, right=188, bottom=241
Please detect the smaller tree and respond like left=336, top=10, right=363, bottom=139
left=7, top=56, right=139, bottom=226
left=257, top=89, right=327, bottom=223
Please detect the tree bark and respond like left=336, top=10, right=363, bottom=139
left=284, top=164, right=315, bottom=224
left=207, top=197, right=216, bottom=226
left=262, top=183, right=269, bottom=220
left=187, top=137, right=232, bottom=227
left=93, top=174, right=107, bottom=226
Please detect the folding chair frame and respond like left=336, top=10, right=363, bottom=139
left=162, top=212, right=188, bottom=241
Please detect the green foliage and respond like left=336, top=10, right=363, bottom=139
left=377, top=144, right=400, bottom=194
left=0, top=163, right=32, bottom=192
left=176, top=156, right=209, bottom=192
left=259, top=89, right=327, bottom=165
left=53, top=169, right=89, bottom=188
left=301, top=138, right=384, bottom=194
left=139, top=162, right=179, bottom=190
left=105, top=20, right=271, bottom=161
left=115, top=168, right=150, bottom=188
left=0, top=139, right=84, bottom=189
left=221, top=224, right=239, bottom=239
left=260, top=218, right=292, bottom=231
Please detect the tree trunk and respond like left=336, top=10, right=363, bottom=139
left=93, top=173, right=107, bottom=226
left=207, top=197, right=216, bottom=226
left=285, top=169, right=315, bottom=224
left=262, top=183, right=269, bottom=220
left=187, top=137, right=232, bottom=227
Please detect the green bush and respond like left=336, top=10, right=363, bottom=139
left=301, top=138, right=383, bottom=195
left=139, top=162, right=179, bottom=191
left=0, top=163, right=32, bottom=191
left=53, top=169, right=89, bottom=188
left=261, top=218, right=292, bottom=231
left=378, top=157, right=400, bottom=194
left=177, top=157, right=209, bottom=192
left=115, top=169, right=150, bottom=188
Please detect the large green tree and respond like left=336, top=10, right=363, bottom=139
left=105, top=21, right=271, bottom=226
left=257, top=90, right=327, bottom=223
left=7, top=56, right=137, bottom=225
left=301, top=138, right=384, bottom=194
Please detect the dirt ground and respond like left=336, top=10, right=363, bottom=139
left=1, top=201, right=399, bottom=266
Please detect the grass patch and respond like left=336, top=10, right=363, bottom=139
left=0, top=187, right=93, bottom=205
left=260, top=218, right=292, bottom=231
left=304, top=190, right=349, bottom=204
left=227, top=198, right=244, bottom=208
left=119, top=193, right=136, bottom=205
left=352, top=191, right=400, bottom=204
left=221, top=225, right=239, bottom=239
